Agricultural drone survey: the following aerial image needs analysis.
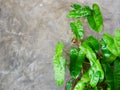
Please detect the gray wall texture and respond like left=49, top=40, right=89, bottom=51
left=0, top=0, right=120, bottom=90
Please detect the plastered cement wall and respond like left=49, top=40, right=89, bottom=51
left=0, top=0, right=120, bottom=90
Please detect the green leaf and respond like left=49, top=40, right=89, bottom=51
left=107, top=87, right=111, bottom=90
left=89, top=60, right=104, bottom=87
left=70, top=47, right=85, bottom=79
left=102, top=62, right=114, bottom=90
left=80, top=41, right=104, bottom=84
left=70, top=20, right=84, bottom=39
left=74, top=42, right=104, bottom=89
left=87, top=4, right=103, bottom=32
left=72, top=4, right=82, bottom=9
left=100, top=30, right=120, bottom=63
left=74, top=61, right=103, bottom=89
left=90, top=71, right=100, bottom=87
left=80, top=37, right=103, bottom=82
left=74, top=60, right=104, bottom=89
left=84, top=87, right=98, bottom=90
left=85, top=36, right=100, bottom=52
left=102, top=60, right=120, bottom=90
left=53, top=42, right=66, bottom=86
left=67, top=6, right=91, bottom=18
left=103, top=33, right=118, bottom=56
left=114, top=60, right=120, bottom=90
left=74, top=71, right=90, bottom=90
left=66, top=79, right=73, bottom=90
left=70, top=47, right=78, bottom=78
left=81, top=43, right=97, bottom=65
left=95, top=60, right=104, bottom=82
left=100, top=39, right=117, bottom=63
left=114, top=30, right=120, bottom=56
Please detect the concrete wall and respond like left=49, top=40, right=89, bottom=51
left=0, top=0, right=120, bottom=90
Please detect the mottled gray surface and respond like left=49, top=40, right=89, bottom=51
left=0, top=0, right=120, bottom=90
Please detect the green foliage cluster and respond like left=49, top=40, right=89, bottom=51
left=53, top=3, right=120, bottom=90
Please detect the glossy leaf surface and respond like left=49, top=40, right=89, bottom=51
left=102, top=60, right=120, bottom=90
left=74, top=71, right=90, bottom=90
left=72, top=4, right=82, bottom=9
left=89, top=60, right=104, bottom=87
left=114, top=30, right=120, bottom=56
left=53, top=42, right=66, bottom=86
left=74, top=60, right=104, bottom=90
left=87, top=4, right=103, bottom=32
left=70, top=20, right=84, bottom=39
left=81, top=43, right=97, bottom=65
left=74, top=41, right=104, bottom=89
left=114, top=60, right=120, bottom=90
left=100, top=39, right=117, bottom=63
left=103, top=33, right=118, bottom=56
left=85, top=36, right=100, bottom=52
left=67, top=5, right=91, bottom=18
left=70, top=47, right=85, bottom=79
left=70, top=47, right=78, bottom=79
left=102, top=62, right=114, bottom=90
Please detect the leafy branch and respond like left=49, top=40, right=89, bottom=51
left=53, top=3, right=120, bottom=90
